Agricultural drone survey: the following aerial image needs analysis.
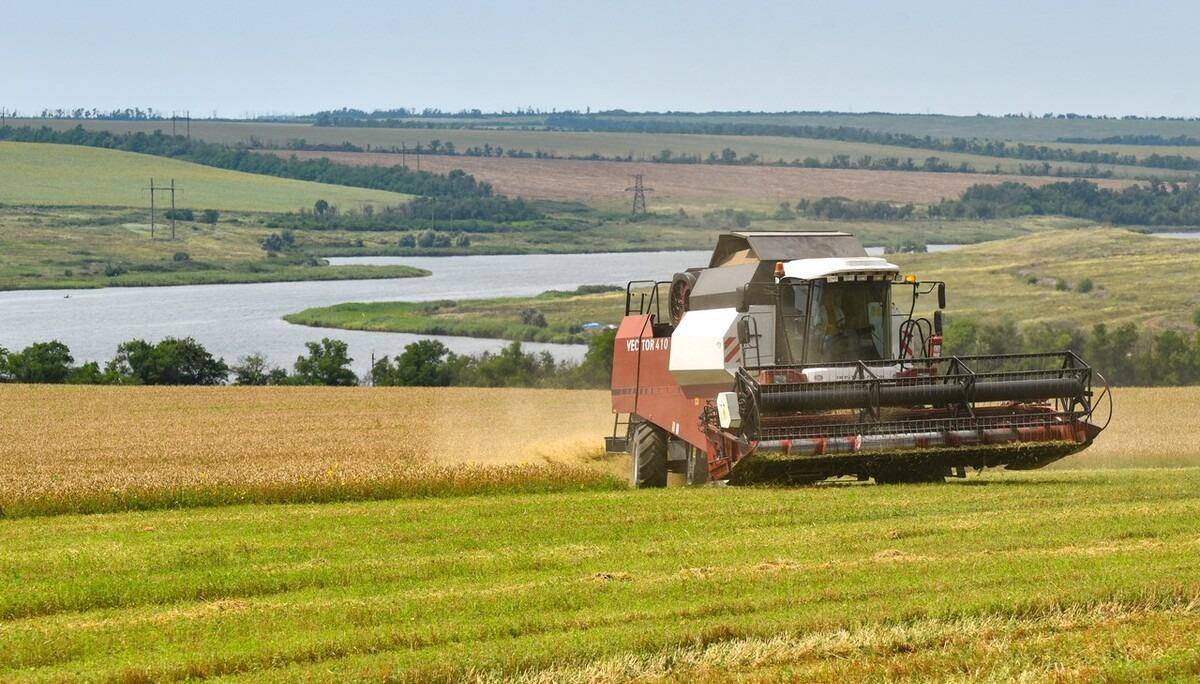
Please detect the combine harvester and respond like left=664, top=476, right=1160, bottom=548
left=608, top=232, right=1111, bottom=486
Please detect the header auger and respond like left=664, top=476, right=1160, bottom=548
left=607, top=231, right=1111, bottom=486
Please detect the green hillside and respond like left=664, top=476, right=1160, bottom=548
left=0, top=141, right=410, bottom=212
left=891, top=228, right=1200, bottom=330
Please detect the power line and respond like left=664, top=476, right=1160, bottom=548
left=625, top=174, right=653, bottom=215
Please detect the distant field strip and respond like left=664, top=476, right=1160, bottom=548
left=0, top=384, right=1192, bottom=517
left=0, top=141, right=409, bottom=212
left=1, top=469, right=1198, bottom=680
left=13, top=118, right=1174, bottom=179
left=266, top=150, right=1137, bottom=204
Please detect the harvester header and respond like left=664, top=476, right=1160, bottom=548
left=608, top=231, right=1110, bottom=486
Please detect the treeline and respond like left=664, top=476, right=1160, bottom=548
left=931, top=179, right=1200, bottom=226
left=542, top=114, right=1200, bottom=174
left=0, top=332, right=617, bottom=389
left=371, top=332, right=614, bottom=389
left=1057, top=135, right=1200, bottom=147
left=945, top=317, right=1200, bottom=387
left=0, top=125, right=493, bottom=199
left=264, top=196, right=542, bottom=232
left=273, top=136, right=986, bottom=174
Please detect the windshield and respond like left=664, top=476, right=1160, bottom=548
left=779, top=281, right=890, bottom=364
left=808, top=281, right=889, bottom=363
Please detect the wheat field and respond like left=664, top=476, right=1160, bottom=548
left=0, top=385, right=616, bottom=517
left=0, top=384, right=1192, bottom=517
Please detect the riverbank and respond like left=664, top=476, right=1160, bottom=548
left=284, top=285, right=625, bottom=344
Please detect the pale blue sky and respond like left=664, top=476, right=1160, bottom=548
left=3, top=0, right=1196, bottom=117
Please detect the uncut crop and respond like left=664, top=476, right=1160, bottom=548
left=0, top=385, right=618, bottom=517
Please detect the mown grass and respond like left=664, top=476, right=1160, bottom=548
left=1, top=469, right=1198, bottom=680
left=284, top=286, right=625, bottom=343
left=0, top=141, right=409, bottom=212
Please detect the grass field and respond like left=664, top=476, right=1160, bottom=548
left=891, top=228, right=1200, bottom=330
left=13, top=118, right=1181, bottom=181
left=0, top=141, right=409, bottom=212
left=0, top=469, right=1197, bottom=681
left=1, top=383, right=1197, bottom=679
left=284, top=286, right=625, bottom=344
left=0, top=207, right=429, bottom=290
left=270, top=150, right=1138, bottom=208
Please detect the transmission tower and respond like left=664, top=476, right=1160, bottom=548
left=625, top=174, right=653, bottom=215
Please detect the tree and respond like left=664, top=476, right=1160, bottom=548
left=231, top=353, right=283, bottom=385
left=314, top=199, right=330, bottom=217
left=111, top=337, right=227, bottom=385
left=294, top=338, right=356, bottom=386
left=373, top=340, right=452, bottom=386
left=200, top=209, right=220, bottom=224
left=6, top=341, right=74, bottom=383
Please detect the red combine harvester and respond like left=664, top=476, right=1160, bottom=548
left=607, top=231, right=1111, bottom=486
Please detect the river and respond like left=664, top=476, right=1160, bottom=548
left=0, top=251, right=709, bottom=374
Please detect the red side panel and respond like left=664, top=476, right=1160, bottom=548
left=610, top=313, right=732, bottom=450
left=611, top=314, right=651, bottom=415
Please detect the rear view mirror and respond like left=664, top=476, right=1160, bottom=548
left=735, top=286, right=749, bottom=313
left=937, top=282, right=946, bottom=310
left=737, top=317, right=751, bottom=344
left=933, top=310, right=944, bottom=336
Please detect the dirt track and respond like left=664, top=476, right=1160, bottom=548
left=267, top=150, right=1136, bottom=205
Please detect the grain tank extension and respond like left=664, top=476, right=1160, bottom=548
left=607, top=231, right=1111, bottom=486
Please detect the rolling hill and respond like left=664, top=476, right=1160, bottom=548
left=0, top=141, right=410, bottom=212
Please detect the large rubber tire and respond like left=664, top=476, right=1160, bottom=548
left=631, top=422, right=668, bottom=488
left=668, top=272, right=697, bottom=327
left=685, top=448, right=709, bottom=486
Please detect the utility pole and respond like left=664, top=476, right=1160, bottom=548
left=149, top=178, right=156, bottom=239
left=625, top=174, right=653, bottom=215
left=186, top=110, right=191, bottom=139
left=146, top=178, right=178, bottom=239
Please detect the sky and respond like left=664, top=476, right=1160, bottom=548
left=2, top=0, right=1197, bottom=118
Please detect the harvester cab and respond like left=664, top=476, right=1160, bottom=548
left=608, top=231, right=1111, bottom=487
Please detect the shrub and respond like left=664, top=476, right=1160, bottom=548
left=173, top=251, right=190, bottom=262
left=1077, top=278, right=1094, bottom=293
left=200, top=209, right=220, bottom=224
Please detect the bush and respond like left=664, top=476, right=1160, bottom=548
left=164, top=208, right=194, bottom=221
left=172, top=251, right=190, bottom=262
left=200, top=209, right=220, bottom=224
left=520, top=308, right=548, bottom=328
left=1077, top=278, right=1094, bottom=293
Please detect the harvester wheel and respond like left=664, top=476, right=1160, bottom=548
left=685, top=448, right=709, bottom=486
left=631, top=422, right=668, bottom=488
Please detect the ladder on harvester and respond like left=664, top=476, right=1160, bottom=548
left=606, top=414, right=633, bottom=453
